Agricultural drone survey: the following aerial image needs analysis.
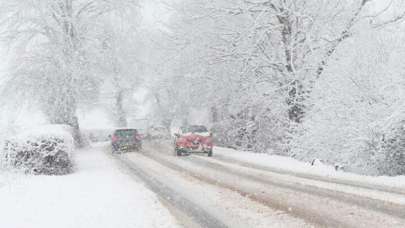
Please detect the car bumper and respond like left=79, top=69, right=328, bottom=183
left=112, top=142, right=142, bottom=151
left=177, top=147, right=212, bottom=154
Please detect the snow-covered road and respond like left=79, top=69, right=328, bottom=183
left=115, top=145, right=311, bottom=228
left=0, top=143, right=179, bottom=228
left=5, top=141, right=403, bottom=228
left=113, top=141, right=405, bottom=228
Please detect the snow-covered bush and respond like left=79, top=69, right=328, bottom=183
left=378, top=122, right=405, bottom=176
left=1, top=125, right=74, bottom=175
left=211, top=99, right=291, bottom=155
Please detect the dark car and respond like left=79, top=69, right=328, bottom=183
left=111, top=129, right=142, bottom=153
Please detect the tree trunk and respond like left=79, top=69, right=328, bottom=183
left=115, top=89, right=127, bottom=127
left=211, top=106, right=218, bottom=123
left=44, top=87, right=84, bottom=147
left=276, top=14, right=305, bottom=123
left=47, top=0, right=84, bottom=147
left=70, top=116, right=84, bottom=148
left=276, top=1, right=370, bottom=123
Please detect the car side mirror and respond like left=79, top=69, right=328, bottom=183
left=209, top=132, right=213, bottom=137
left=108, top=134, right=112, bottom=139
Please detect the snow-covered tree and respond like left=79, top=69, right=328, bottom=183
left=99, top=11, right=144, bottom=127
left=149, top=0, right=405, bottom=170
left=291, top=26, right=405, bottom=175
left=0, top=0, right=138, bottom=145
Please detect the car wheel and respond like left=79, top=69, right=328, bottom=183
left=175, top=148, right=182, bottom=156
left=207, top=150, right=213, bottom=157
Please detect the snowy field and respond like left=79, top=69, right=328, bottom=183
left=0, top=143, right=179, bottom=228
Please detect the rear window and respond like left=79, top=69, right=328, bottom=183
left=114, top=129, right=138, bottom=137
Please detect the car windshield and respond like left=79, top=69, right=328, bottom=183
left=114, top=129, right=137, bottom=137
left=184, top=125, right=208, bottom=133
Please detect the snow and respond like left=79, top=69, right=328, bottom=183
left=140, top=142, right=405, bottom=227
left=0, top=143, right=179, bottom=228
left=214, top=146, right=405, bottom=190
left=7, top=124, right=75, bottom=151
left=125, top=148, right=312, bottom=228
left=183, top=132, right=211, bottom=137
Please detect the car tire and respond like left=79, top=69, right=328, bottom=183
left=175, top=148, right=182, bottom=156
left=207, top=150, right=213, bottom=157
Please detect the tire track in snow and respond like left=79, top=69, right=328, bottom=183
left=187, top=155, right=405, bottom=219
left=213, top=154, right=405, bottom=196
left=152, top=140, right=405, bottom=196
left=141, top=144, right=405, bottom=228
left=111, top=153, right=228, bottom=228
left=140, top=149, right=345, bottom=228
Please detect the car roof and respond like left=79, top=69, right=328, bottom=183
left=183, top=125, right=206, bottom=128
left=114, top=128, right=138, bottom=131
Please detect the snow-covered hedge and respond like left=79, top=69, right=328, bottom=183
left=1, top=125, right=74, bottom=175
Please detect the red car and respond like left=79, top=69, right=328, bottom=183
left=174, top=125, right=213, bottom=157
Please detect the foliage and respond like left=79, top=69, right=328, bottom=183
left=2, top=125, right=74, bottom=175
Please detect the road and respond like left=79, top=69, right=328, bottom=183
left=110, top=141, right=405, bottom=228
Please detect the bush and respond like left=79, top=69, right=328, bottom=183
left=2, top=125, right=74, bottom=175
left=378, top=122, right=405, bottom=176
left=211, top=105, right=291, bottom=155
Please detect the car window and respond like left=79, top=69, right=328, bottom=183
left=185, top=125, right=207, bottom=133
left=114, top=129, right=137, bottom=137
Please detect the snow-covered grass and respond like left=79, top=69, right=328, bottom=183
left=0, top=143, right=179, bottom=228
left=214, top=147, right=405, bottom=190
